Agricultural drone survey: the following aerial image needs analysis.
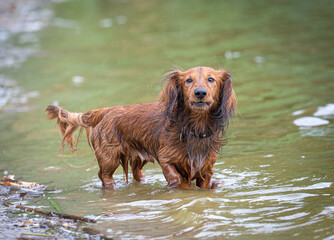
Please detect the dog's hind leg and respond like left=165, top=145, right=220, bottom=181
left=96, top=148, right=121, bottom=190
left=130, top=157, right=147, bottom=182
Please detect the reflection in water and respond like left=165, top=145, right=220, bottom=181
left=77, top=169, right=333, bottom=239
left=0, top=75, right=39, bottom=111
left=298, top=127, right=332, bottom=137
left=293, top=117, right=329, bottom=127
left=314, top=104, right=334, bottom=117
left=293, top=103, right=334, bottom=136
left=0, top=0, right=334, bottom=239
left=52, top=18, right=79, bottom=29
left=0, top=0, right=48, bottom=112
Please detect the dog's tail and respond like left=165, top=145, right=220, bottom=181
left=45, top=104, right=110, bottom=152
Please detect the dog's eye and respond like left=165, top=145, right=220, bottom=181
left=208, top=77, right=215, bottom=83
left=186, top=78, right=193, bottom=83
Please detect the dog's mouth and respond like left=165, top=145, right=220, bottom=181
left=190, top=101, right=211, bottom=109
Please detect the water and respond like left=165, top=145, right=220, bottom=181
left=1, top=0, right=334, bottom=239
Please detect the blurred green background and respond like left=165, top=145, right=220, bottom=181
left=0, top=0, right=333, bottom=239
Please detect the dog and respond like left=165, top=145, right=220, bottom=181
left=46, top=66, right=236, bottom=189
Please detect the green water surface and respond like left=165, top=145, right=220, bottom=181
left=1, top=0, right=334, bottom=239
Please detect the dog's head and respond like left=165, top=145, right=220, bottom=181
left=160, top=67, right=237, bottom=128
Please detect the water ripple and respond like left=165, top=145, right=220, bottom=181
left=228, top=182, right=332, bottom=197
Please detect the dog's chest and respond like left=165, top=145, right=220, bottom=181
left=185, top=136, right=212, bottom=176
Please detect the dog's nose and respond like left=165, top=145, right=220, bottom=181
left=194, top=88, right=207, bottom=99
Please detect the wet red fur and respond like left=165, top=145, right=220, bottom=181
left=46, top=67, right=237, bottom=189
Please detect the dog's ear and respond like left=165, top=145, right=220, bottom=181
left=159, top=70, right=184, bottom=120
left=213, top=70, right=237, bottom=131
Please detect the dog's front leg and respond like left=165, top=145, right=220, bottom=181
left=196, top=166, right=222, bottom=189
left=159, top=161, right=192, bottom=190
left=209, top=179, right=223, bottom=189
left=196, top=175, right=222, bottom=189
left=196, top=174, right=212, bottom=189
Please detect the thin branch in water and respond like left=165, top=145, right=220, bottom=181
left=4, top=202, right=96, bottom=223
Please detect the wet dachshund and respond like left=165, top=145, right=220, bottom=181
left=46, top=67, right=237, bottom=189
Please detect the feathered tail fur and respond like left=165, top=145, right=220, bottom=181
left=45, top=104, right=110, bottom=152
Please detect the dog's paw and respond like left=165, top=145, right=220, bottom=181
left=210, top=179, right=223, bottom=189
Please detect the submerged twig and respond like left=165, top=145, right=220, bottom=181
left=48, top=198, right=62, bottom=213
left=4, top=202, right=96, bottom=223
left=21, top=232, right=57, bottom=237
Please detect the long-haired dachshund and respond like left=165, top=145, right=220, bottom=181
left=46, top=67, right=237, bottom=189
